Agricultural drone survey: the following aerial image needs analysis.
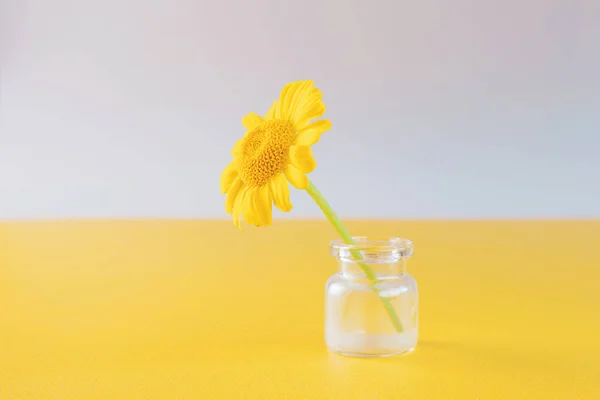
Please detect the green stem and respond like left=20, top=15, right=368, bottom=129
left=305, top=181, right=404, bottom=333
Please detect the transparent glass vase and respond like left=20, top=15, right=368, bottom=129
left=325, top=236, right=418, bottom=357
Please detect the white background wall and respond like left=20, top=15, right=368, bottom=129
left=1, top=0, right=598, bottom=219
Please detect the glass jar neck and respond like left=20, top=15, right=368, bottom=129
left=330, top=236, right=414, bottom=280
left=339, top=259, right=406, bottom=280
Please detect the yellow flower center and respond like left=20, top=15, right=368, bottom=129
left=237, top=120, right=296, bottom=187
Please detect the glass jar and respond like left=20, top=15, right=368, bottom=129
left=325, top=236, right=417, bottom=357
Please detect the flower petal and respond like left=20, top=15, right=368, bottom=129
left=241, top=187, right=272, bottom=227
left=284, top=164, right=309, bottom=189
left=288, top=81, right=313, bottom=118
left=278, top=82, right=297, bottom=119
left=220, top=162, right=238, bottom=194
left=289, top=145, right=316, bottom=174
left=242, top=112, right=262, bottom=131
left=279, top=81, right=312, bottom=120
left=254, top=184, right=273, bottom=226
left=293, top=96, right=326, bottom=130
left=232, top=186, right=248, bottom=229
left=242, top=188, right=260, bottom=226
left=225, top=178, right=243, bottom=214
left=269, top=173, right=293, bottom=212
left=231, top=138, right=244, bottom=156
left=295, top=120, right=332, bottom=146
left=265, top=101, right=278, bottom=120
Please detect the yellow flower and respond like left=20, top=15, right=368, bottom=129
left=220, top=80, right=331, bottom=228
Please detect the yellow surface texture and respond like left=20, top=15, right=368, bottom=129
left=1, top=220, right=599, bottom=399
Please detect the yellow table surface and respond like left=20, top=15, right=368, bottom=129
left=1, top=220, right=599, bottom=399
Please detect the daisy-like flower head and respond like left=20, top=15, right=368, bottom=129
left=220, top=80, right=331, bottom=228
